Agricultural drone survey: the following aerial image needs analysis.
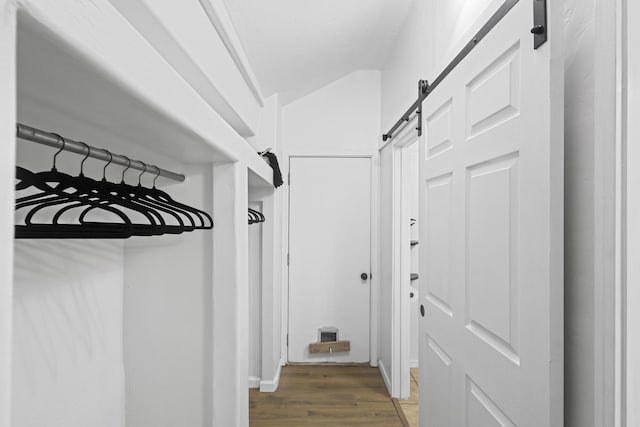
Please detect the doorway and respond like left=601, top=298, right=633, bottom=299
left=287, top=156, right=373, bottom=363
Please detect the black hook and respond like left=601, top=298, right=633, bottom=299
left=152, top=165, right=161, bottom=188
left=50, top=133, right=66, bottom=171
left=79, top=142, right=90, bottom=177
left=102, top=150, right=113, bottom=181
left=121, top=156, right=131, bottom=184
left=138, top=161, right=147, bottom=187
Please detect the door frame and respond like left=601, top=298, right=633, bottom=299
left=379, top=116, right=420, bottom=399
left=593, top=0, right=627, bottom=424
left=620, top=0, right=637, bottom=424
left=284, top=155, right=377, bottom=364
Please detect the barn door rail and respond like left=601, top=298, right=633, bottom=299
left=382, top=0, right=546, bottom=143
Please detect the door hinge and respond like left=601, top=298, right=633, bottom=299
left=286, top=334, right=289, bottom=346
left=288, top=172, right=290, bottom=185
left=287, top=253, right=290, bottom=266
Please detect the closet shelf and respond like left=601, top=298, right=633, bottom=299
left=18, top=4, right=273, bottom=189
left=410, top=273, right=419, bottom=281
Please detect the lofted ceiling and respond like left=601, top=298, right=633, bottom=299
left=223, top=0, right=415, bottom=104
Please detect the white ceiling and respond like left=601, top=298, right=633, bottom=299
left=223, top=0, right=415, bottom=104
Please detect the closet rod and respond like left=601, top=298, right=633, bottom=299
left=16, top=123, right=185, bottom=182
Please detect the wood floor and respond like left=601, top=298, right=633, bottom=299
left=395, top=368, right=419, bottom=427
left=249, top=365, right=404, bottom=426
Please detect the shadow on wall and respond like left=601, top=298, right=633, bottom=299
left=12, top=239, right=125, bottom=426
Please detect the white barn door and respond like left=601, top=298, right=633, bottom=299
left=419, top=1, right=563, bottom=426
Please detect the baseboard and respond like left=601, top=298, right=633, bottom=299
left=259, top=362, right=282, bottom=393
left=248, top=376, right=261, bottom=389
left=409, top=359, right=419, bottom=369
left=378, top=359, right=392, bottom=395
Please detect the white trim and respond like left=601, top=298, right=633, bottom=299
left=259, top=362, right=282, bottom=393
left=248, top=376, right=261, bottom=389
left=370, top=149, right=380, bottom=367
left=378, top=114, right=419, bottom=153
left=622, top=0, right=640, bottom=424
left=0, top=2, right=16, bottom=426
left=614, top=0, right=626, bottom=425
left=212, top=163, right=250, bottom=427
left=378, top=358, right=392, bottom=395
left=388, top=123, right=420, bottom=400
left=613, top=0, right=627, bottom=427
left=197, top=0, right=265, bottom=106
left=409, top=360, right=419, bottom=369
left=593, top=0, right=621, bottom=424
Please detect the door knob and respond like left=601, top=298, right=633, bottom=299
left=361, top=273, right=368, bottom=280
left=420, top=304, right=425, bottom=317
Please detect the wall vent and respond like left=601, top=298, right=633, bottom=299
left=318, top=327, right=339, bottom=342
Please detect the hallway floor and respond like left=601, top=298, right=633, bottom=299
left=395, top=368, right=419, bottom=427
left=249, top=364, right=404, bottom=426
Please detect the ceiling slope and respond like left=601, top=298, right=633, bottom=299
left=223, top=0, right=415, bottom=104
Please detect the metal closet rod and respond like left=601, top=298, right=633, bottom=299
left=16, top=123, right=185, bottom=182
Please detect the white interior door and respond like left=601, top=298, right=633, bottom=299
left=288, top=157, right=371, bottom=363
left=419, top=1, right=563, bottom=426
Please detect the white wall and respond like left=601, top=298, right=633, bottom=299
left=12, top=240, right=125, bottom=427
left=281, top=70, right=381, bottom=366
left=282, top=70, right=381, bottom=156
left=123, top=164, right=214, bottom=427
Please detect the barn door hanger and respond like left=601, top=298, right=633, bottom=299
left=382, top=79, right=429, bottom=142
left=532, top=0, right=548, bottom=49
left=416, top=79, right=430, bottom=138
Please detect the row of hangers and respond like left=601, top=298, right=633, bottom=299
left=15, top=134, right=214, bottom=239
left=248, top=208, right=265, bottom=225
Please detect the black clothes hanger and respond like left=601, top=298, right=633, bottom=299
left=78, top=155, right=174, bottom=236
left=109, top=161, right=192, bottom=234
left=26, top=143, right=164, bottom=238
left=139, top=166, right=213, bottom=230
left=248, top=207, right=265, bottom=225
left=15, top=136, right=134, bottom=238
left=15, top=129, right=214, bottom=239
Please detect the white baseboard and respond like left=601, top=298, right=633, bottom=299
left=259, top=361, right=283, bottom=393
left=248, top=376, right=261, bottom=389
left=409, top=359, right=419, bottom=369
left=378, top=359, right=392, bottom=395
